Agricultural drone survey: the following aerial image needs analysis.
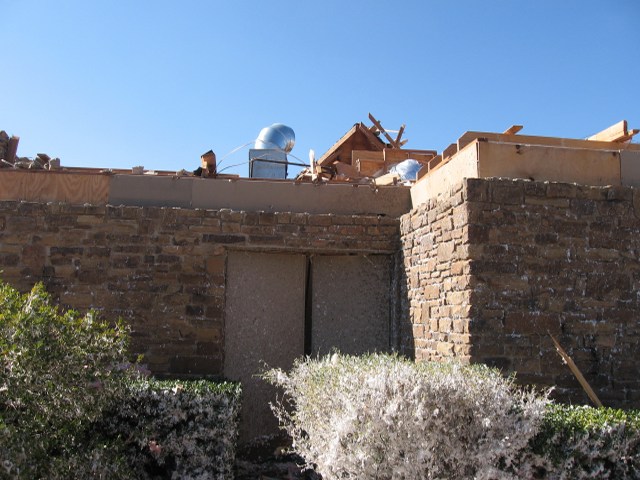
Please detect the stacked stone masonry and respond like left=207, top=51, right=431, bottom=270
left=0, top=201, right=399, bottom=377
left=401, top=178, right=640, bottom=407
left=2, top=174, right=640, bottom=409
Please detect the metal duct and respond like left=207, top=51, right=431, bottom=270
left=255, top=123, right=295, bottom=153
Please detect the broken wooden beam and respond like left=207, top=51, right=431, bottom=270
left=374, top=172, right=401, bottom=186
left=368, top=113, right=400, bottom=149
left=503, top=125, right=523, bottom=135
left=395, top=124, right=406, bottom=146
left=549, top=333, right=603, bottom=407
left=588, top=120, right=639, bottom=143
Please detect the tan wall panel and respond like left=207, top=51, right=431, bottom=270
left=477, top=142, right=620, bottom=186
left=621, top=150, right=640, bottom=187
left=224, top=251, right=306, bottom=444
left=311, top=254, right=391, bottom=356
left=410, top=142, right=479, bottom=208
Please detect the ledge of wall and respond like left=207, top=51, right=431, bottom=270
left=0, top=169, right=412, bottom=217
left=410, top=139, right=640, bottom=209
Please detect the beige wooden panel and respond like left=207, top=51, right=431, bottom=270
left=458, top=131, right=640, bottom=152
left=224, top=251, right=306, bottom=444
left=621, top=150, right=640, bottom=187
left=0, top=170, right=110, bottom=204
left=384, top=148, right=436, bottom=164
left=411, top=141, right=479, bottom=207
left=311, top=254, right=391, bottom=356
left=477, top=141, right=620, bottom=186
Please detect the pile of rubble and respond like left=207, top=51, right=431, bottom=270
left=0, top=130, right=60, bottom=170
left=294, top=114, right=438, bottom=186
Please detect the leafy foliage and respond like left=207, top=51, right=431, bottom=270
left=527, top=404, right=640, bottom=479
left=265, top=353, right=550, bottom=479
left=0, top=281, right=241, bottom=479
left=0, top=281, right=139, bottom=479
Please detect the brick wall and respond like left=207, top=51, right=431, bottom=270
left=401, top=178, right=640, bottom=407
left=0, top=201, right=399, bottom=378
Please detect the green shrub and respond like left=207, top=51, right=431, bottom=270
left=265, top=353, right=550, bottom=480
left=527, top=404, right=640, bottom=479
left=0, top=280, right=139, bottom=479
left=0, top=280, right=242, bottom=479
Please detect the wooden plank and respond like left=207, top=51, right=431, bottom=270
left=503, top=125, right=523, bottom=135
left=353, top=150, right=385, bottom=176
left=588, top=120, right=627, bottom=142
left=457, top=130, right=640, bottom=153
left=550, top=334, right=603, bottom=407
left=442, top=143, right=458, bottom=159
left=428, top=155, right=443, bottom=171
left=374, top=172, right=401, bottom=186
left=395, top=124, right=405, bottom=145
left=368, top=113, right=400, bottom=149
left=0, top=170, right=110, bottom=204
left=588, top=120, right=639, bottom=143
left=384, top=148, right=437, bottom=165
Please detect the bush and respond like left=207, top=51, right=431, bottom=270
left=98, top=379, right=241, bottom=480
left=527, top=404, right=640, bottom=479
left=0, top=280, right=242, bottom=479
left=0, top=281, right=139, bottom=479
left=265, top=353, right=549, bottom=480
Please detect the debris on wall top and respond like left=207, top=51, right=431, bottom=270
left=1, top=118, right=638, bottom=190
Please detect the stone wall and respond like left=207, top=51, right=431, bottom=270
left=401, top=177, right=640, bottom=408
left=399, top=181, right=472, bottom=361
left=3, top=174, right=640, bottom=409
left=0, top=201, right=399, bottom=378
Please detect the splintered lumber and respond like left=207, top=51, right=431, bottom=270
left=503, top=125, right=523, bottom=135
left=588, top=120, right=639, bottom=143
left=374, top=172, right=401, bottom=186
left=368, top=113, right=400, bottom=148
left=395, top=124, right=405, bottom=145
left=549, top=333, right=603, bottom=407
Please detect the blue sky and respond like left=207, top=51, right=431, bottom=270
left=3, top=1, right=639, bottom=177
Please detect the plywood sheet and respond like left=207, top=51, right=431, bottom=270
left=311, top=254, right=391, bottom=356
left=477, top=141, right=620, bottom=186
left=224, top=251, right=306, bottom=443
left=0, top=170, right=110, bottom=204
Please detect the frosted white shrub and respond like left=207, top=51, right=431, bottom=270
left=265, top=354, right=550, bottom=480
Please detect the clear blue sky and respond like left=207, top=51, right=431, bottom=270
left=3, top=1, right=639, bottom=177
